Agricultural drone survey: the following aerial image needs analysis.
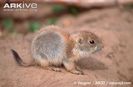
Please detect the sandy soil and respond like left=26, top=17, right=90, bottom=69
left=0, top=7, right=133, bottom=87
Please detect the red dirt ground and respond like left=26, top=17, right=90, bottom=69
left=0, top=8, right=133, bottom=87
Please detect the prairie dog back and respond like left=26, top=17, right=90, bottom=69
left=31, top=26, right=70, bottom=65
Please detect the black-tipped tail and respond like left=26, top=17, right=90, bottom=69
left=11, top=49, right=34, bottom=67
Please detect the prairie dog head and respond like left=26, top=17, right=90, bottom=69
left=72, top=31, right=103, bottom=57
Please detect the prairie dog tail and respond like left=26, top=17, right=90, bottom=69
left=11, top=49, right=35, bottom=67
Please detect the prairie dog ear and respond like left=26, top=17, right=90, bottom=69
left=77, top=37, right=84, bottom=44
left=71, top=32, right=83, bottom=43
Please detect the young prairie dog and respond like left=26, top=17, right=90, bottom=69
left=11, top=25, right=103, bottom=75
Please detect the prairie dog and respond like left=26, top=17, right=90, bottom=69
left=11, top=25, right=103, bottom=75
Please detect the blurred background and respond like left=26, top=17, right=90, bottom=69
left=0, top=0, right=132, bottom=35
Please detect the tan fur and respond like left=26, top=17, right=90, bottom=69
left=12, top=25, right=103, bottom=75
left=31, top=25, right=103, bottom=75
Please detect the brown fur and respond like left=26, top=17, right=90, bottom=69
left=11, top=25, right=103, bottom=75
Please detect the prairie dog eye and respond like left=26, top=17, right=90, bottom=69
left=89, top=40, right=95, bottom=44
